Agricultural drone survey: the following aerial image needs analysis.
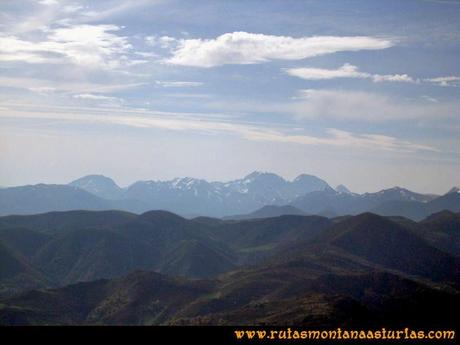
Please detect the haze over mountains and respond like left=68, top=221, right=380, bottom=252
left=1, top=172, right=459, bottom=220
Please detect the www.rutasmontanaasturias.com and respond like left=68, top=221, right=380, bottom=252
left=233, top=327, right=456, bottom=341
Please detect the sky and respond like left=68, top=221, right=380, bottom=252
left=0, top=0, right=460, bottom=194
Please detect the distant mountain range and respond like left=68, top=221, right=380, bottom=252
left=1, top=172, right=459, bottom=220
left=0, top=172, right=330, bottom=217
left=1, top=210, right=459, bottom=326
left=292, top=185, right=460, bottom=221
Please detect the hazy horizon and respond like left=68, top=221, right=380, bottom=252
left=1, top=0, right=460, bottom=194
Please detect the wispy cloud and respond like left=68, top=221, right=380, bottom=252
left=287, top=64, right=460, bottom=87
left=286, top=63, right=367, bottom=80
left=162, top=93, right=211, bottom=99
left=164, top=32, right=393, bottom=67
left=248, top=128, right=437, bottom=153
left=0, top=102, right=437, bottom=153
left=421, top=95, right=439, bottom=103
left=79, top=0, right=162, bottom=23
left=0, top=76, right=146, bottom=94
left=425, top=76, right=460, bottom=87
left=286, top=63, right=416, bottom=83
left=155, top=81, right=203, bottom=88
left=73, top=93, right=121, bottom=102
left=203, top=89, right=460, bottom=122
left=372, top=74, right=414, bottom=83
left=145, top=35, right=177, bottom=48
left=27, top=86, right=56, bottom=95
left=291, top=89, right=460, bottom=121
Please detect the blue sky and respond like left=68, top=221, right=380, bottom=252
left=0, top=0, right=459, bottom=193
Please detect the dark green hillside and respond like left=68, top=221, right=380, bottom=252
left=0, top=242, right=49, bottom=297
left=33, top=227, right=155, bottom=285
left=314, top=213, right=460, bottom=284
left=0, top=272, right=214, bottom=325
left=208, top=215, right=332, bottom=263
left=419, top=210, right=460, bottom=255
left=159, top=239, right=236, bottom=278
left=1, top=267, right=458, bottom=327
left=1, top=209, right=459, bottom=326
left=0, top=227, right=50, bottom=257
left=0, top=210, right=136, bottom=234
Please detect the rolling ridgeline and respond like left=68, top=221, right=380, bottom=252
left=0, top=208, right=459, bottom=326
left=0, top=172, right=459, bottom=326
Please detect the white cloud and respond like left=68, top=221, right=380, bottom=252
left=286, top=63, right=368, bottom=80
left=73, top=93, right=120, bottom=101
left=425, top=76, right=460, bottom=86
left=155, top=81, right=203, bottom=88
left=372, top=73, right=415, bottom=83
left=46, top=24, right=132, bottom=68
left=286, top=63, right=416, bottom=83
left=0, top=36, right=54, bottom=63
left=287, top=64, right=460, bottom=86
left=0, top=24, right=132, bottom=68
left=165, top=32, right=393, bottom=67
